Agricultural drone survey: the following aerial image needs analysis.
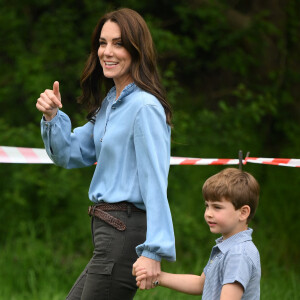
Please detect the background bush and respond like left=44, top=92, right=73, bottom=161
left=0, top=0, right=299, bottom=299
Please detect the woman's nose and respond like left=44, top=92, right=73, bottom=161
left=104, top=44, right=113, bottom=56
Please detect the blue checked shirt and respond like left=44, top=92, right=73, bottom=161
left=203, top=228, right=261, bottom=299
left=41, top=83, right=176, bottom=262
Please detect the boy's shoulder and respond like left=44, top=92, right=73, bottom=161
left=221, top=230, right=260, bottom=269
left=227, top=239, right=260, bottom=262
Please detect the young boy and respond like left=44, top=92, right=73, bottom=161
left=134, top=168, right=261, bottom=300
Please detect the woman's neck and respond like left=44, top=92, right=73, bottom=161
left=114, top=75, right=134, bottom=99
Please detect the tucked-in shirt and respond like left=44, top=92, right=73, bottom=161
left=203, top=228, right=261, bottom=300
left=41, top=83, right=176, bottom=262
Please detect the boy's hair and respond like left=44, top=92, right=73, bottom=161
left=202, top=168, right=260, bottom=222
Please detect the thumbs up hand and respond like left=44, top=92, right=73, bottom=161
left=36, top=81, right=63, bottom=121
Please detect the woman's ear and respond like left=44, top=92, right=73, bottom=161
left=239, top=205, right=250, bottom=222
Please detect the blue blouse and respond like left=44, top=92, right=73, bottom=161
left=41, top=83, right=176, bottom=262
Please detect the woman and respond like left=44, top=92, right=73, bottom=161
left=36, top=8, right=176, bottom=300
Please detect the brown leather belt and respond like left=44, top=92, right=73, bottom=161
left=88, top=201, right=144, bottom=231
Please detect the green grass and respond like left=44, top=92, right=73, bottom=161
left=0, top=234, right=299, bottom=300
left=0, top=166, right=299, bottom=299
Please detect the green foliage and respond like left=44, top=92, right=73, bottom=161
left=0, top=0, right=299, bottom=298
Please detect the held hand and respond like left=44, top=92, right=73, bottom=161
left=36, top=81, right=62, bottom=121
left=132, top=256, right=161, bottom=290
left=134, top=267, right=148, bottom=287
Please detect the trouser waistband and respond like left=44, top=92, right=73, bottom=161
left=88, top=201, right=145, bottom=231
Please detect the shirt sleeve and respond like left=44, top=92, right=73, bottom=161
left=222, top=251, right=253, bottom=290
left=41, top=110, right=96, bottom=169
left=133, top=104, right=176, bottom=262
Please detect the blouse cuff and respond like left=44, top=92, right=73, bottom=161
left=140, top=249, right=162, bottom=262
left=41, top=110, right=60, bottom=124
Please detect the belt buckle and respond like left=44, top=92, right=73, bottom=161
left=88, top=205, right=96, bottom=216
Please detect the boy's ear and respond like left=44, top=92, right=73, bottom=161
left=239, top=205, right=250, bottom=221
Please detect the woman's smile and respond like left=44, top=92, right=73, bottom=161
left=98, top=21, right=133, bottom=92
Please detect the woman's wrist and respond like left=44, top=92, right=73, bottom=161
left=43, top=110, right=58, bottom=121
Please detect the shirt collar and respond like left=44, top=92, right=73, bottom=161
left=106, top=82, right=136, bottom=104
left=214, top=228, right=253, bottom=254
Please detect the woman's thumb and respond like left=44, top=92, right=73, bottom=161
left=53, top=81, right=60, bottom=97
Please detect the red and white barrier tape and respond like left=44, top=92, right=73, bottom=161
left=0, top=146, right=299, bottom=167
left=245, top=157, right=300, bottom=168
left=0, top=146, right=53, bottom=164
left=170, top=157, right=240, bottom=165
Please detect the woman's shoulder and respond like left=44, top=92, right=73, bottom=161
left=129, top=86, right=162, bottom=108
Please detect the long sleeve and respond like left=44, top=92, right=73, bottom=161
left=39, top=84, right=176, bottom=262
left=134, top=104, right=176, bottom=262
left=41, top=110, right=96, bottom=168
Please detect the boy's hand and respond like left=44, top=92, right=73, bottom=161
left=132, top=256, right=160, bottom=289
left=135, top=267, right=148, bottom=288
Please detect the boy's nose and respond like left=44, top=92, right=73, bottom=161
left=205, top=208, right=212, bottom=218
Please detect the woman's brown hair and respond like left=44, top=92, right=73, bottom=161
left=78, top=8, right=172, bottom=125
